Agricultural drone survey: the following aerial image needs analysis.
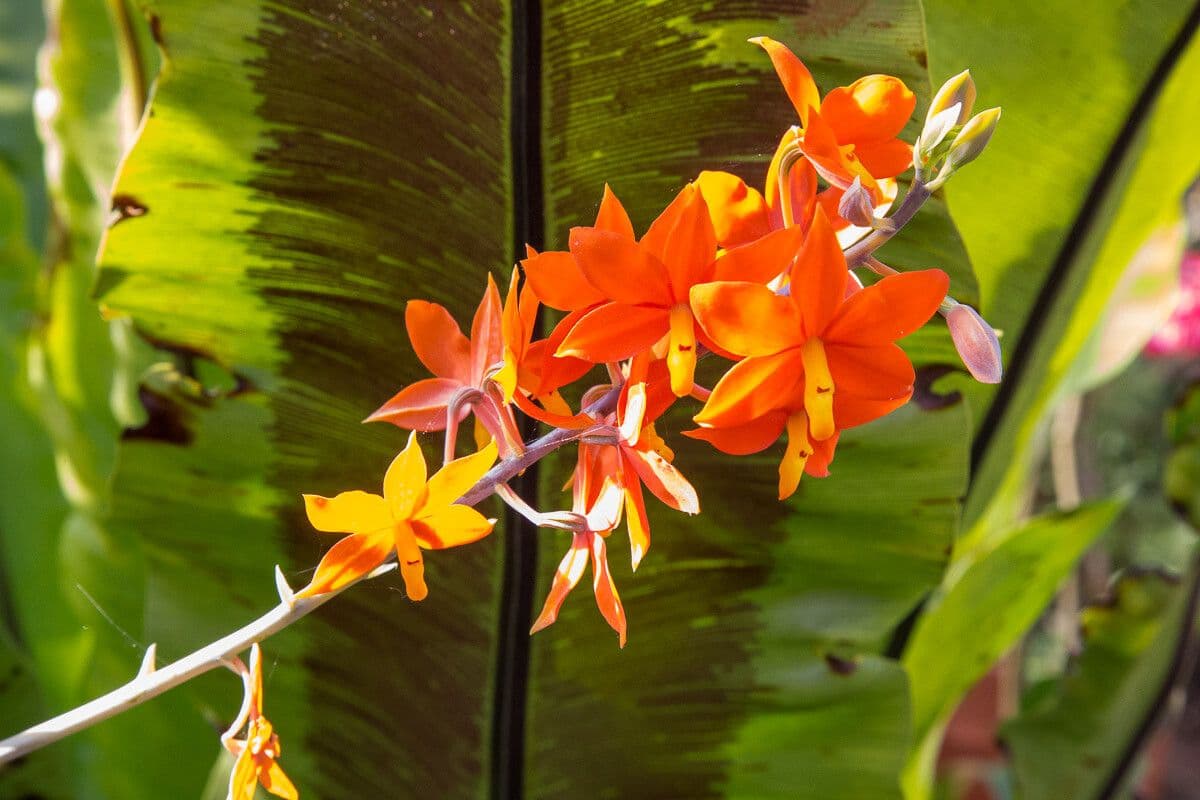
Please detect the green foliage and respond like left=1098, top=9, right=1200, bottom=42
left=0, top=1, right=1197, bottom=798
left=1003, top=570, right=1199, bottom=800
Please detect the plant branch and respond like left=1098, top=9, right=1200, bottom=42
left=0, top=383, right=622, bottom=765
left=0, top=562, right=394, bottom=765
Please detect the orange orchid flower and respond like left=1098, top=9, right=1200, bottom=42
left=223, top=644, right=297, bottom=800
left=366, top=277, right=505, bottom=431
left=752, top=36, right=915, bottom=189
left=688, top=208, right=947, bottom=498
left=530, top=433, right=627, bottom=646
left=698, top=38, right=914, bottom=249
left=551, top=182, right=804, bottom=396
left=297, top=435, right=497, bottom=601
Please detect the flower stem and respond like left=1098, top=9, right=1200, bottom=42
left=843, top=179, right=931, bottom=267
left=0, top=383, right=624, bottom=766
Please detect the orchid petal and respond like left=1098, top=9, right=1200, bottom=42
left=568, top=226, right=672, bottom=306
left=383, top=432, right=428, bottom=519
left=302, top=490, right=391, bottom=534
left=365, top=377, right=464, bottom=431
left=824, top=269, right=949, bottom=345
left=423, top=440, right=498, bottom=508
left=405, top=300, right=472, bottom=383
left=789, top=207, right=848, bottom=337
left=295, top=530, right=394, bottom=598
left=530, top=533, right=591, bottom=635
left=690, top=281, right=802, bottom=357
left=555, top=303, right=669, bottom=363
left=693, top=350, right=804, bottom=427
left=750, top=36, right=820, bottom=126
left=412, top=505, right=495, bottom=549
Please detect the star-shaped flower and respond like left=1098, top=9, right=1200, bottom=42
left=688, top=209, right=947, bottom=497
left=297, top=435, right=497, bottom=600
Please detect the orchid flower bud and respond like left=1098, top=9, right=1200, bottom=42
left=837, top=177, right=875, bottom=228
left=943, top=300, right=1003, bottom=383
left=926, top=70, right=976, bottom=128
left=945, top=107, right=1002, bottom=172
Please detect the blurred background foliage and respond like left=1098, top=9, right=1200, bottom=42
left=0, top=1, right=1198, bottom=798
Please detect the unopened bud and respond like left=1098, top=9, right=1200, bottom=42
left=944, top=302, right=1002, bottom=384
left=926, top=70, right=976, bottom=128
left=837, top=177, right=875, bottom=228
left=916, top=104, right=961, bottom=161
left=946, top=107, right=1001, bottom=171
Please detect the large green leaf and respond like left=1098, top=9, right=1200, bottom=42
left=73, top=1, right=979, bottom=798
left=1003, top=568, right=1200, bottom=800
left=925, top=1, right=1200, bottom=542
left=900, top=501, right=1123, bottom=797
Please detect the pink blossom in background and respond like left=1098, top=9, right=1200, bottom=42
left=1146, top=251, right=1200, bottom=357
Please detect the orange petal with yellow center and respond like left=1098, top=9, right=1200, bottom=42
left=820, top=74, right=916, bottom=144
left=684, top=411, right=788, bottom=455
left=423, top=440, right=498, bottom=509
left=789, top=207, right=848, bottom=337
left=640, top=184, right=718, bottom=302
left=405, top=301, right=472, bottom=383
left=750, top=36, right=820, bottom=126
left=595, top=183, right=635, bottom=238
left=824, top=269, right=949, bottom=345
left=383, top=432, right=428, bottom=519
left=690, top=281, right=802, bottom=357
left=569, top=227, right=672, bottom=306
left=295, top=529, right=394, bottom=598
left=695, top=170, right=771, bottom=248
left=470, top=275, right=505, bottom=384
left=555, top=303, right=669, bottom=363
left=694, top=350, right=804, bottom=427
left=412, top=504, right=495, bottom=549
left=589, top=533, right=627, bottom=648
left=303, top=490, right=391, bottom=534
left=530, top=533, right=590, bottom=636
left=522, top=250, right=606, bottom=311
left=711, top=225, right=805, bottom=284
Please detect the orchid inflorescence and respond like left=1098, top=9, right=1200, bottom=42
left=224, top=38, right=1003, bottom=797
